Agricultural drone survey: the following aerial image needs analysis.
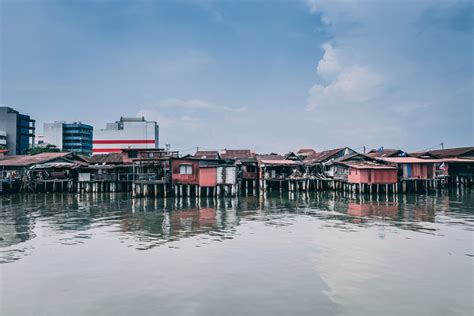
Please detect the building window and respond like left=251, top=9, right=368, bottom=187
left=179, top=164, right=193, bottom=175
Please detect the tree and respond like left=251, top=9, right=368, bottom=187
left=28, top=144, right=60, bottom=155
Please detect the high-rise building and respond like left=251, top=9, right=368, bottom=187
left=0, top=107, right=35, bottom=155
left=0, top=130, right=7, bottom=148
left=43, top=121, right=93, bottom=155
left=93, top=117, right=159, bottom=154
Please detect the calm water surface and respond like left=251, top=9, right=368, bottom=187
left=0, top=191, right=473, bottom=316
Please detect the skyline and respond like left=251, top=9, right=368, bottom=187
left=1, top=0, right=472, bottom=154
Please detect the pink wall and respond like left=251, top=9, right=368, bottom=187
left=199, top=167, right=217, bottom=187
left=348, top=168, right=397, bottom=184
left=171, top=159, right=200, bottom=185
left=403, top=163, right=435, bottom=179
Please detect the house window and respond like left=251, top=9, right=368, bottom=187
left=179, top=164, right=193, bottom=175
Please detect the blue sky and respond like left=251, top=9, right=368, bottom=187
left=1, top=0, right=472, bottom=154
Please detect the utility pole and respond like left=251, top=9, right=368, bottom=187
left=441, top=142, right=444, bottom=149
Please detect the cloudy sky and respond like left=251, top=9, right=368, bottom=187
left=1, top=0, right=472, bottom=154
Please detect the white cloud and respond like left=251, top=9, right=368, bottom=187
left=306, top=0, right=330, bottom=25
left=307, top=50, right=383, bottom=111
left=316, top=43, right=341, bottom=81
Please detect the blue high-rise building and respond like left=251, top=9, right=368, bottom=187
left=0, top=107, right=36, bottom=155
left=43, top=122, right=93, bottom=156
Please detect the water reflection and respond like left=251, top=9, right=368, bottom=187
left=0, top=191, right=473, bottom=263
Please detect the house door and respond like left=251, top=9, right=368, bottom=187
left=407, top=164, right=412, bottom=178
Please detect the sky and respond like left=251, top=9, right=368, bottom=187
left=1, top=0, right=472, bottom=154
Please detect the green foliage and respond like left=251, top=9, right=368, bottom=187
left=28, top=145, right=61, bottom=155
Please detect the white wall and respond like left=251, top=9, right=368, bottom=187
left=43, top=122, right=64, bottom=149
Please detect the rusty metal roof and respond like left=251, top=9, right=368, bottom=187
left=367, top=149, right=407, bottom=158
left=220, top=149, right=255, bottom=160
left=377, top=157, right=439, bottom=164
left=89, top=153, right=124, bottom=164
left=260, top=159, right=299, bottom=166
left=194, top=150, right=220, bottom=160
left=303, top=148, right=346, bottom=164
left=296, top=148, right=316, bottom=155
left=428, top=147, right=474, bottom=159
left=409, top=151, right=438, bottom=158
left=256, top=154, right=284, bottom=161
left=340, top=161, right=397, bottom=169
left=0, top=152, right=80, bottom=167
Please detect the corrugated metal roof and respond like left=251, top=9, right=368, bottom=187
left=342, top=161, right=397, bottom=169
left=303, top=148, right=346, bottom=164
left=377, top=157, right=439, bottom=163
left=260, top=159, right=299, bottom=165
left=409, top=151, right=438, bottom=158
left=367, top=149, right=406, bottom=158
left=220, top=149, right=255, bottom=160
left=297, top=148, right=316, bottom=155
left=194, top=150, right=220, bottom=160
left=89, top=153, right=124, bottom=164
left=0, top=152, right=77, bottom=167
left=429, top=147, right=474, bottom=158
left=256, top=154, right=284, bottom=161
left=439, top=157, right=474, bottom=163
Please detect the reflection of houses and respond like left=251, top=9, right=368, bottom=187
left=347, top=202, right=399, bottom=218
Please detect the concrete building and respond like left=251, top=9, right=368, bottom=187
left=0, top=107, right=35, bottom=155
left=93, top=117, right=159, bottom=154
left=43, top=121, right=93, bottom=155
left=0, top=130, right=7, bottom=148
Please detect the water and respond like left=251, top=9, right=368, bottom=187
left=0, top=191, right=473, bottom=316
